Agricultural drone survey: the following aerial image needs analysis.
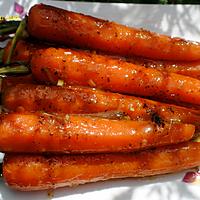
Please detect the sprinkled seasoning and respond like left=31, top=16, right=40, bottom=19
left=88, top=79, right=96, bottom=87
left=134, top=100, right=143, bottom=109
left=169, top=118, right=181, bottom=124
left=65, top=114, right=70, bottom=121
left=47, top=189, right=54, bottom=198
left=151, top=112, right=165, bottom=127
left=193, top=136, right=200, bottom=142
left=57, top=79, right=64, bottom=86
left=129, top=104, right=135, bottom=112
left=43, top=68, right=55, bottom=83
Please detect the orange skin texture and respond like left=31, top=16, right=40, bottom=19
left=3, top=40, right=200, bottom=80
left=31, top=47, right=200, bottom=106
left=127, top=56, right=200, bottom=80
left=1, top=75, right=34, bottom=92
left=2, top=40, right=43, bottom=64
left=3, top=142, right=200, bottom=191
left=27, top=4, right=200, bottom=61
left=3, top=84, right=200, bottom=127
left=0, top=112, right=195, bottom=153
left=3, top=40, right=30, bottom=64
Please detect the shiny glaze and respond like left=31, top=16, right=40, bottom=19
left=4, top=142, right=200, bottom=191
left=1, top=75, right=34, bottom=92
left=31, top=47, right=200, bottom=105
left=127, top=56, right=200, bottom=80
left=0, top=112, right=195, bottom=153
left=3, top=40, right=200, bottom=80
left=28, top=4, right=200, bottom=61
left=2, top=40, right=43, bottom=64
left=3, top=84, right=200, bottom=128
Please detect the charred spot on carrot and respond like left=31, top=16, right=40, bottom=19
left=151, top=112, right=165, bottom=127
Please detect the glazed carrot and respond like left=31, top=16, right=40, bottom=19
left=3, top=84, right=200, bottom=128
left=3, top=40, right=30, bottom=64
left=3, top=40, right=200, bottom=80
left=3, top=141, right=200, bottom=191
left=2, top=40, right=44, bottom=64
left=127, top=56, right=200, bottom=80
left=31, top=47, right=200, bottom=106
left=0, top=112, right=195, bottom=153
left=74, top=111, right=127, bottom=120
left=0, top=75, right=34, bottom=92
left=27, top=4, right=200, bottom=61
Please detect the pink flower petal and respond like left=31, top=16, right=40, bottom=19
left=182, top=171, right=198, bottom=183
left=14, top=2, right=24, bottom=15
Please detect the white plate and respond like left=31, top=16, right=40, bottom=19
left=0, top=1, right=200, bottom=199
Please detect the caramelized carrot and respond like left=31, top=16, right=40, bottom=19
left=31, top=47, right=200, bottom=106
left=3, top=40, right=30, bottom=64
left=0, top=112, right=195, bottom=153
left=4, top=142, right=200, bottom=191
left=3, top=40, right=200, bottom=80
left=3, top=84, right=200, bottom=128
left=74, top=111, right=127, bottom=120
left=2, top=40, right=43, bottom=64
left=28, top=4, right=200, bottom=61
left=1, top=75, right=34, bottom=92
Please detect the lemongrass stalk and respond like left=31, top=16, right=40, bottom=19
left=0, top=65, right=29, bottom=74
left=5, top=19, right=26, bottom=65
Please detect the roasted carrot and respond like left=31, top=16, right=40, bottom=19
left=3, top=84, right=200, bottom=128
left=3, top=40, right=200, bottom=80
left=27, top=4, right=200, bottom=61
left=74, top=111, right=127, bottom=120
left=0, top=75, right=34, bottom=92
left=31, top=47, right=200, bottom=106
left=3, top=141, right=200, bottom=191
left=3, top=40, right=31, bottom=64
left=2, top=40, right=45, bottom=64
left=0, top=112, right=195, bottom=153
left=2, top=39, right=54, bottom=65
left=127, top=56, right=200, bottom=80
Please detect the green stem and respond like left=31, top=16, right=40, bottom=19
left=193, top=135, right=200, bottom=142
left=0, top=49, right=4, bottom=64
left=5, top=19, right=27, bottom=65
left=0, top=21, right=21, bottom=36
left=0, top=65, right=29, bottom=74
left=0, top=26, right=18, bottom=35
